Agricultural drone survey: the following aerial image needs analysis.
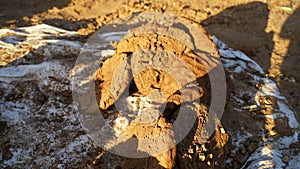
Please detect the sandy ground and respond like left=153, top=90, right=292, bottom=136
left=0, top=0, right=299, bottom=168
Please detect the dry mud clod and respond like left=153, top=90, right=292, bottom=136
left=89, top=13, right=229, bottom=169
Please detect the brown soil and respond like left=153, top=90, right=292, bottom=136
left=1, top=0, right=298, bottom=113
left=0, top=0, right=299, bottom=168
left=91, top=13, right=228, bottom=168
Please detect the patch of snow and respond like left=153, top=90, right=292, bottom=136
left=242, top=146, right=285, bottom=169
left=247, top=62, right=263, bottom=73
left=288, top=154, right=300, bottom=169
left=214, top=36, right=300, bottom=168
left=2, top=148, right=33, bottom=166
left=213, top=36, right=264, bottom=74
left=113, top=116, right=129, bottom=136
left=0, top=24, right=92, bottom=168
left=231, top=94, right=246, bottom=104
left=228, top=130, right=253, bottom=152
left=250, top=74, right=263, bottom=83
left=100, top=49, right=115, bottom=57
left=42, top=39, right=82, bottom=48
left=212, top=36, right=228, bottom=49
left=56, top=134, right=91, bottom=167
left=97, top=31, right=128, bottom=41
left=236, top=60, right=247, bottom=69
left=277, top=101, right=299, bottom=129
left=0, top=101, right=32, bottom=127
left=0, top=24, right=82, bottom=66
left=0, top=61, right=68, bottom=83
left=275, top=131, right=299, bottom=149
left=20, top=24, right=78, bottom=36
left=256, top=79, right=285, bottom=100
left=0, top=62, right=51, bottom=78
left=234, top=66, right=244, bottom=73
left=226, top=158, right=233, bottom=165
left=221, top=58, right=236, bottom=68
left=61, top=135, right=89, bottom=154
left=1, top=110, right=26, bottom=127
left=1, top=35, right=22, bottom=45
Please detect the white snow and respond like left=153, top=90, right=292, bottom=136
left=100, top=49, right=116, bottom=57
left=275, top=131, right=299, bottom=149
left=288, top=155, right=300, bottom=169
left=227, top=130, right=253, bottom=152
left=0, top=24, right=91, bottom=168
left=1, top=35, right=22, bottom=45
left=97, top=31, right=127, bottom=41
left=0, top=61, right=68, bottom=84
left=42, top=39, right=82, bottom=48
left=242, top=146, right=285, bottom=169
left=1, top=24, right=299, bottom=168
left=213, top=36, right=264, bottom=74
left=18, top=24, right=78, bottom=36
left=234, top=65, right=244, bottom=73
left=113, top=116, right=129, bottom=136
left=0, top=24, right=82, bottom=66
left=0, top=101, right=32, bottom=127
left=3, top=148, right=24, bottom=166
left=256, top=79, right=285, bottom=100
left=214, top=36, right=300, bottom=169
left=0, top=62, right=51, bottom=78
left=277, top=101, right=299, bottom=129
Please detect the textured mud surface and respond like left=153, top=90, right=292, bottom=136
left=0, top=0, right=299, bottom=169
left=71, top=13, right=228, bottom=169
left=1, top=23, right=299, bottom=169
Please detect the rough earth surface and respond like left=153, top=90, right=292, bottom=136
left=1, top=0, right=299, bottom=113
left=0, top=0, right=299, bottom=169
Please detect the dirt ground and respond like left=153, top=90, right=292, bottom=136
left=0, top=0, right=299, bottom=168
left=1, top=0, right=299, bottom=114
